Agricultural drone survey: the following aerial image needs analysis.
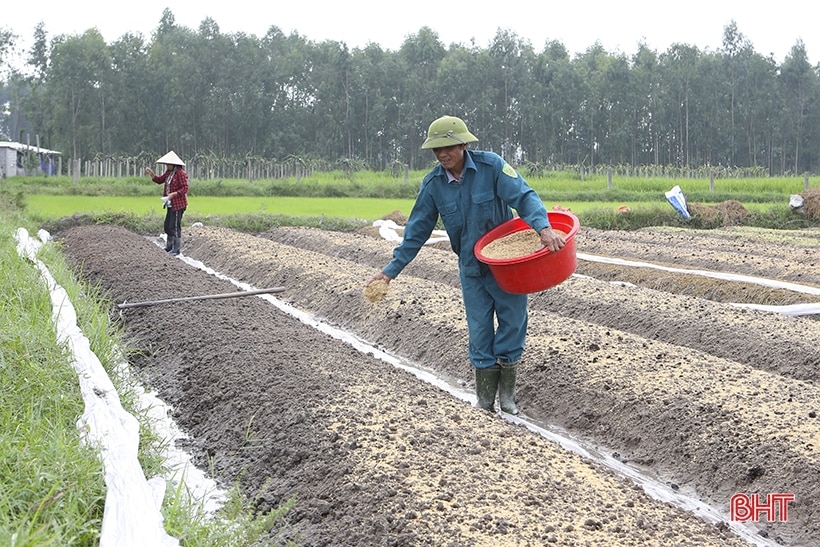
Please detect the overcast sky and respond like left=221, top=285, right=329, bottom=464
left=8, top=0, right=818, bottom=65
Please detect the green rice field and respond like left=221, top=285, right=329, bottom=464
left=20, top=195, right=778, bottom=221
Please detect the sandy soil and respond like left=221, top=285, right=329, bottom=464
left=54, top=221, right=820, bottom=546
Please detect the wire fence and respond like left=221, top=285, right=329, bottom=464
left=6, top=148, right=813, bottom=190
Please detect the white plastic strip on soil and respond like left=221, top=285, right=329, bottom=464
left=13, top=228, right=224, bottom=547
left=577, top=252, right=820, bottom=315
left=377, top=221, right=819, bottom=316
left=378, top=221, right=820, bottom=315
left=176, top=247, right=774, bottom=547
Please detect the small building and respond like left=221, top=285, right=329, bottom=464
left=0, top=141, right=62, bottom=177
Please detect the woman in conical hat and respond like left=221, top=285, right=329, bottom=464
left=146, top=151, right=188, bottom=255
left=155, top=150, right=185, bottom=167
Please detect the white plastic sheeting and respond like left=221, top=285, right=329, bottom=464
left=577, top=252, right=820, bottom=316
left=14, top=228, right=180, bottom=547
left=373, top=218, right=449, bottom=245
left=375, top=220, right=819, bottom=316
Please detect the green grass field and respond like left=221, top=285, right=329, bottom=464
left=23, top=195, right=415, bottom=219
left=23, top=194, right=777, bottom=221
left=7, top=170, right=817, bottom=233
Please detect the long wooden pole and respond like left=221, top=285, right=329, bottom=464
left=117, top=287, right=286, bottom=309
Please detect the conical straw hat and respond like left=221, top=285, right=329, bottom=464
left=156, top=150, right=185, bottom=166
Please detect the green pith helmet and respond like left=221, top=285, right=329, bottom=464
left=421, top=116, right=479, bottom=149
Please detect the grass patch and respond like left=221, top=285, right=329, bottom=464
left=23, top=195, right=419, bottom=221
left=22, top=194, right=815, bottom=235
left=1, top=200, right=295, bottom=545
left=4, top=171, right=813, bottom=201
left=0, top=218, right=106, bottom=546
left=8, top=169, right=817, bottom=233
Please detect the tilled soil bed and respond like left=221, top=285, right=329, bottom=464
left=55, top=222, right=820, bottom=546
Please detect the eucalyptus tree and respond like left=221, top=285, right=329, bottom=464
left=19, top=23, right=50, bottom=144
left=258, top=27, right=316, bottom=159
left=379, top=47, right=413, bottom=166
left=592, top=50, right=634, bottom=166
left=17, top=13, right=820, bottom=174
left=225, top=32, right=276, bottom=158
left=2, top=25, right=35, bottom=145
left=305, top=39, right=355, bottom=160
left=530, top=41, right=581, bottom=165
left=726, top=43, right=779, bottom=170
left=0, top=26, right=14, bottom=141
left=435, top=45, right=480, bottom=122
left=347, top=43, right=403, bottom=168
left=25, top=23, right=48, bottom=81
left=526, top=41, right=556, bottom=164
left=483, top=30, right=536, bottom=159
left=46, top=29, right=112, bottom=161
left=658, top=43, right=702, bottom=167
left=435, top=42, right=495, bottom=160
left=453, top=45, right=498, bottom=155
left=720, top=21, right=749, bottom=166
left=0, top=26, right=12, bottom=69
left=195, top=18, right=238, bottom=155
left=778, top=40, right=818, bottom=174
left=711, top=24, right=786, bottom=173
left=629, top=43, right=662, bottom=166
left=106, top=33, right=153, bottom=155
left=191, top=19, right=272, bottom=158
left=688, top=50, right=731, bottom=168
left=144, top=9, right=206, bottom=158
left=571, top=42, right=613, bottom=167
left=397, top=27, right=447, bottom=168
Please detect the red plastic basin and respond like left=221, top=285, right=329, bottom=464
left=474, top=211, right=580, bottom=294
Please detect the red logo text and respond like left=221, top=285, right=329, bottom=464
left=730, top=493, right=794, bottom=522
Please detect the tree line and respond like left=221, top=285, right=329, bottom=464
left=1, top=10, right=819, bottom=176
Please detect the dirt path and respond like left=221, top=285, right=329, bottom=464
left=55, top=222, right=820, bottom=546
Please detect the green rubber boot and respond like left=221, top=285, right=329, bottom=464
left=474, top=364, right=501, bottom=411
left=498, top=361, right=520, bottom=415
